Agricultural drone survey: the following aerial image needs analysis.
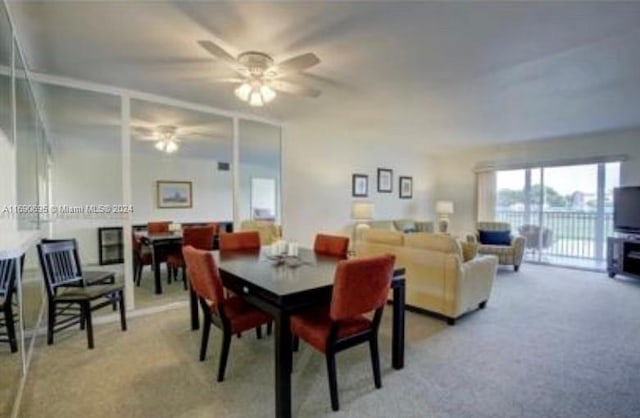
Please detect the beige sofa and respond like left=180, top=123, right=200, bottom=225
left=467, top=222, right=526, bottom=272
left=355, top=229, right=498, bottom=324
left=239, top=220, right=281, bottom=245
left=368, top=219, right=434, bottom=233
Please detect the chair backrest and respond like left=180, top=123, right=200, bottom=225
left=37, top=240, right=84, bottom=296
left=148, top=221, right=171, bottom=234
left=182, top=246, right=224, bottom=306
left=476, top=221, right=511, bottom=232
left=314, top=234, right=349, bottom=258
left=0, top=258, right=18, bottom=300
left=132, top=232, right=142, bottom=253
left=183, top=225, right=215, bottom=251
left=219, top=231, right=261, bottom=251
left=329, top=254, right=395, bottom=322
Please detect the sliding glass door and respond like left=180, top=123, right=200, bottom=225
left=496, top=162, right=620, bottom=269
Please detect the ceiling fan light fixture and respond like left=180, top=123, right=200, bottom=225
left=165, top=140, right=179, bottom=153
left=260, top=84, right=276, bottom=103
left=234, top=82, right=252, bottom=101
left=249, top=90, right=264, bottom=107
left=154, top=140, right=166, bottom=151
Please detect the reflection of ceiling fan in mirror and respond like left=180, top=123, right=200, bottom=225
left=198, top=40, right=322, bottom=107
left=135, top=125, right=181, bottom=153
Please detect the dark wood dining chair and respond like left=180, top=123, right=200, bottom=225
left=0, top=257, right=21, bottom=353
left=132, top=232, right=152, bottom=287
left=147, top=221, right=171, bottom=234
left=183, top=246, right=272, bottom=381
left=290, top=254, right=396, bottom=411
left=167, top=225, right=216, bottom=290
left=314, top=234, right=350, bottom=259
left=219, top=231, right=261, bottom=251
left=37, top=241, right=127, bottom=349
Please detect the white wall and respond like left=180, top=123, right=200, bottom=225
left=131, top=153, right=232, bottom=225
left=434, top=128, right=640, bottom=237
left=0, top=126, right=15, bottom=230
left=282, top=118, right=437, bottom=247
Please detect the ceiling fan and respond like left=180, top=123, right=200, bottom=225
left=197, top=40, right=322, bottom=107
left=135, top=125, right=181, bottom=153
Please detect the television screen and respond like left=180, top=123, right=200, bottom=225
left=614, top=187, right=640, bottom=234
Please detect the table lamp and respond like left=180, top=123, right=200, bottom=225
left=436, top=200, right=454, bottom=233
left=351, top=202, right=374, bottom=241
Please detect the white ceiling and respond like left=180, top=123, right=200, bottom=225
left=9, top=1, right=640, bottom=152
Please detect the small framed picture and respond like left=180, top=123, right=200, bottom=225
left=352, top=174, right=368, bottom=197
left=399, top=176, right=413, bottom=199
left=157, top=180, right=193, bottom=208
left=377, top=168, right=393, bottom=193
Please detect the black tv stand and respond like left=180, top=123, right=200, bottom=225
left=607, top=236, right=640, bottom=279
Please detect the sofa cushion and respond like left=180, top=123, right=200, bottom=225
left=393, top=219, right=417, bottom=233
left=368, top=220, right=397, bottom=231
left=460, top=241, right=478, bottom=262
left=478, top=230, right=511, bottom=246
left=361, top=229, right=404, bottom=246
left=404, top=233, right=462, bottom=256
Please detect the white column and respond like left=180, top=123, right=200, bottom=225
left=121, top=95, right=134, bottom=309
left=232, top=117, right=240, bottom=231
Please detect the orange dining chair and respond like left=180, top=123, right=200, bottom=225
left=183, top=246, right=272, bottom=381
left=147, top=221, right=171, bottom=234
left=314, top=234, right=350, bottom=259
left=167, top=225, right=216, bottom=290
left=290, top=254, right=396, bottom=411
left=219, top=231, right=261, bottom=251
left=132, top=232, right=152, bottom=287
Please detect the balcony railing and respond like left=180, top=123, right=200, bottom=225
left=495, top=210, right=613, bottom=261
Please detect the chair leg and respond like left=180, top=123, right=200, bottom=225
left=79, top=309, right=85, bottom=330
left=326, top=352, right=340, bottom=411
left=217, top=331, right=232, bottom=382
left=369, top=336, right=382, bottom=389
left=267, top=322, right=272, bottom=336
left=119, top=291, right=127, bottom=331
left=292, top=335, right=300, bottom=352
left=256, top=325, right=262, bottom=339
left=47, top=302, right=55, bottom=345
left=200, top=315, right=212, bottom=361
left=182, top=267, right=188, bottom=291
left=82, top=302, right=94, bottom=349
left=4, top=304, right=17, bottom=353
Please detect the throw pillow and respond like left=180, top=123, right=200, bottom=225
left=478, top=230, right=511, bottom=246
left=394, top=220, right=417, bottom=233
left=460, top=241, right=478, bottom=262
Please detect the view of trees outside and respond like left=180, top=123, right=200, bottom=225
left=496, top=163, right=620, bottom=212
left=495, top=163, right=620, bottom=262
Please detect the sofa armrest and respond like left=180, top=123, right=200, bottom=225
left=511, top=235, right=526, bottom=266
left=454, top=255, right=498, bottom=316
left=466, top=234, right=478, bottom=244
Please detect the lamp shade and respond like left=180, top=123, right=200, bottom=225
left=351, top=202, right=374, bottom=221
left=436, top=200, right=454, bottom=215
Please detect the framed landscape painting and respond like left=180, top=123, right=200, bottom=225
left=157, top=180, right=193, bottom=208
left=399, top=176, right=413, bottom=199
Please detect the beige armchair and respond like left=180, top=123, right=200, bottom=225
left=239, top=220, right=281, bottom=245
left=467, top=222, right=526, bottom=272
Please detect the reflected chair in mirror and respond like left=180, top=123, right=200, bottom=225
left=314, top=234, right=350, bottom=259
left=132, top=233, right=152, bottom=287
left=37, top=241, right=127, bottom=349
left=147, top=221, right=171, bottom=234
left=518, top=224, right=554, bottom=256
left=219, top=231, right=261, bottom=251
left=167, top=225, right=216, bottom=290
left=183, top=246, right=272, bottom=381
left=290, top=254, right=396, bottom=411
left=0, top=258, right=21, bottom=353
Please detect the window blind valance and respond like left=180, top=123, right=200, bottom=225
left=474, top=154, right=628, bottom=173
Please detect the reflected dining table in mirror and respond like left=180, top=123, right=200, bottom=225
left=211, top=248, right=406, bottom=418
left=135, top=221, right=232, bottom=294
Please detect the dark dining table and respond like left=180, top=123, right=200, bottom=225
left=215, top=248, right=406, bottom=418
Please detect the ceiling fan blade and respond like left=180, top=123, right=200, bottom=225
left=271, top=80, right=321, bottom=98
left=197, top=40, right=238, bottom=67
left=271, top=53, right=320, bottom=76
left=211, top=77, right=245, bottom=84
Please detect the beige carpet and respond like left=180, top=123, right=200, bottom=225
left=17, top=264, right=640, bottom=418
